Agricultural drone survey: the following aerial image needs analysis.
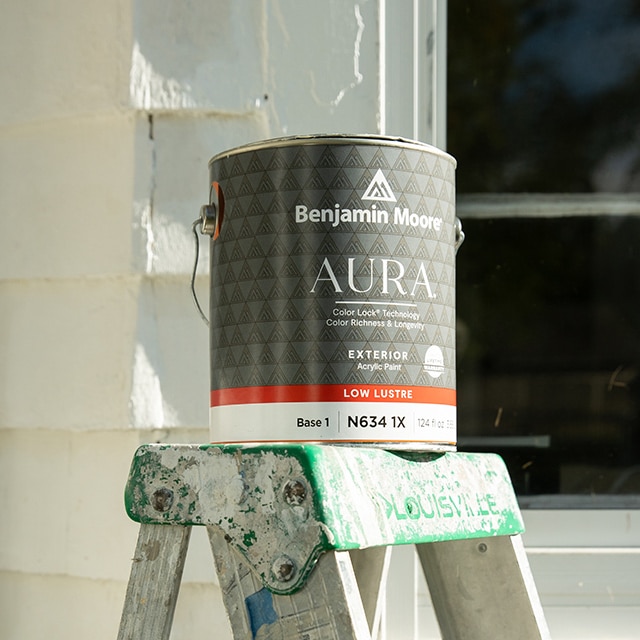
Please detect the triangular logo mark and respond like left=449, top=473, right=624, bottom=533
left=362, top=169, right=396, bottom=202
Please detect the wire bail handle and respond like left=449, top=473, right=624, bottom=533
left=454, top=217, right=465, bottom=253
left=190, top=201, right=218, bottom=327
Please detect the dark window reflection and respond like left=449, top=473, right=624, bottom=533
left=456, top=216, right=640, bottom=501
left=450, top=0, right=640, bottom=505
left=448, top=0, right=640, bottom=193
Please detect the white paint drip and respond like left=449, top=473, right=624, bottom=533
left=139, top=203, right=156, bottom=274
left=130, top=342, right=179, bottom=428
left=130, top=343, right=165, bottom=428
left=133, top=114, right=157, bottom=274
left=130, top=41, right=196, bottom=109
left=331, top=4, right=366, bottom=108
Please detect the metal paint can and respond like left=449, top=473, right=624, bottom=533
left=203, top=134, right=459, bottom=450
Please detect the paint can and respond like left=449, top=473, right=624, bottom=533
left=200, top=134, right=461, bottom=450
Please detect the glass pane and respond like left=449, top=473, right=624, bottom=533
left=456, top=214, right=640, bottom=502
left=447, top=0, right=640, bottom=193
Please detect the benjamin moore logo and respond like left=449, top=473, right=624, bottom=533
left=362, top=169, right=397, bottom=202
left=293, top=166, right=443, bottom=233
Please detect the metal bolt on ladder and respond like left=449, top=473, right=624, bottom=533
left=117, top=444, right=551, bottom=640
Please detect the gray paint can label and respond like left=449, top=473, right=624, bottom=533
left=207, top=135, right=457, bottom=449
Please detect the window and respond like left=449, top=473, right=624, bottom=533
left=449, top=0, right=640, bottom=506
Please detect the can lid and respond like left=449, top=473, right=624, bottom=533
left=208, top=133, right=456, bottom=168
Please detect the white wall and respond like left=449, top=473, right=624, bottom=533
left=0, top=1, right=386, bottom=638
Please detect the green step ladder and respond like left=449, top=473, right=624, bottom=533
left=117, top=444, right=551, bottom=639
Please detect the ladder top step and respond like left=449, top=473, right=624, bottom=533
left=124, top=444, right=523, bottom=594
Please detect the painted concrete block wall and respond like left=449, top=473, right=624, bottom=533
left=1, top=0, right=138, bottom=635
left=0, top=0, right=131, bottom=126
left=0, top=1, right=386, bottom=639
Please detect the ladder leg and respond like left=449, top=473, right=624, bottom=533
left=416, top=534, right=551, bottom=640
left=349, top=546, right=392, bottom=638
left=207, top=526, right=372, bottom=640
left=118, top=523, right=191, bottom=640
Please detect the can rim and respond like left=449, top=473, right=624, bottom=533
left=208, top=133, right=456, bottom=167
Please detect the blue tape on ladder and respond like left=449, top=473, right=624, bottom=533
left=245, top=588, right=279, bottom=638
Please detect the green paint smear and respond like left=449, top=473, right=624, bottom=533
left=243, top=530, right=257, bottom=547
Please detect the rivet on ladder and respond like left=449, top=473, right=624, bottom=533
left=271, top=555, right=297, bottom=582
left=283, top=479, right=307, bottom=505
left=151, top=487, right=174, bottom=512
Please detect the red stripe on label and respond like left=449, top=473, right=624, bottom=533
left=210, top=384, right=456, bottom=407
